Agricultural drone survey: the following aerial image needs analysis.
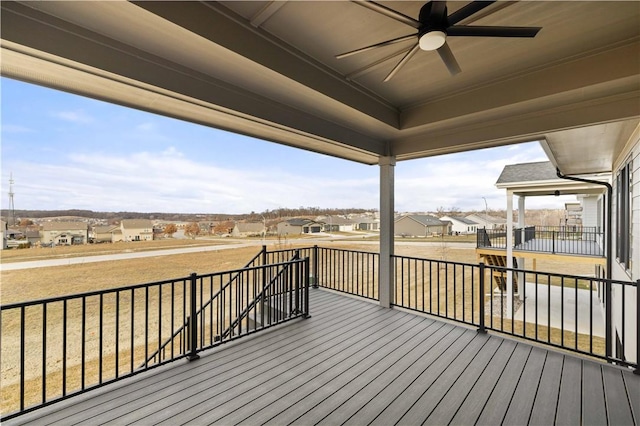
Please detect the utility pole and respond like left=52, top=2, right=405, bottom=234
left=482, top=197, right=488, bottom=229
left=8, top=173, right=16, bottom=226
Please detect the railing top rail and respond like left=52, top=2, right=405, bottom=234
left=0, top=275, right=192, bottom=310
left=484, top=263, right=637, bottom=287
left=392, top=253, right=477, bottom=269
left=316, top=246, right=380, bottom=256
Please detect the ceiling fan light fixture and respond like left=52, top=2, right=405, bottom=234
left=419, top=30, right=446, bottom=51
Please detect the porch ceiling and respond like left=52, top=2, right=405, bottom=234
left=1, top=1, right=639, bottom=169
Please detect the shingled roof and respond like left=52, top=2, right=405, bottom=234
left=496, top=161, right=558, bottom=184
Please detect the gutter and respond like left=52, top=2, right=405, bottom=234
left=556, top=167, right=613, bottom=358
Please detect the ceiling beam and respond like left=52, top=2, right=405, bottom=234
left=131, top=1, right=399, bottom=127
left=400, top=41, right=640, bottom=131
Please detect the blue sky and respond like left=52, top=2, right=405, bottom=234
left=1, top=77, right=572, bottom=214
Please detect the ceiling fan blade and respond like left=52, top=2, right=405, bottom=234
left=353, top=1, right=421, bottom=29
left=447, top=26, right=541, bottom=37
left=346, top=47, right=413, bottom=80
left=447, top=1, right=495, bottom=25
left=437, top=42, right=461, bottom=76
left=384, top=42, right=420, bottom=82
left=336, top=34, right=416, bottom=59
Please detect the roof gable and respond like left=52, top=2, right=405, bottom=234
left=398, top=215, right=445, bottom=226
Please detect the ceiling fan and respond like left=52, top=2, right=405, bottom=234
left=336, top=1, right=542, bottom=81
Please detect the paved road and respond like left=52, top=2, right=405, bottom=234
left=0, top=242, right=259, bottom=271
left=0, top=236, right=474, bottom=271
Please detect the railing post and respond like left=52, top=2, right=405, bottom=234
left=635, top=279, right=639, bottom=375
left=313, top=245, right=319, bottom=288
left=304, top=257, right=311, bottom=318
left=552, top=231, right=556, bottom=254
left=187, top=273, right=199, bottom=361
left=606, top=277, right=612, bottom=360
left=478, top=262, right=486, bottom=334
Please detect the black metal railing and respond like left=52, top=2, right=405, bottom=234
left=0, top=256, right=309, bottom=419
left=314, top=246, right=379, bottom=300
left=144, top=246, right=273, bottom=366
left=477, top=226, right=604, bottom=256
left=293, top=245, right=635, bottom=371
left=393, top=256, right=479, bottom=326
left=2, top=244, right=636, bottom=420
left=392, top=254, right=638, bottom=371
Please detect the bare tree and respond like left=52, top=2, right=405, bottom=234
left=184, top=222, right=200, bottom=239
left=163, top=223, right=178, bottom=237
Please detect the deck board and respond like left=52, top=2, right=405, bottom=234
left=582, top=362, right=608, bottom=426
left=447, top=339, right=518, bottom=425
left=6, top=288, right=638, bottom=426
left=555, top=355, right=583, bottom=424
left=528, top=350, right=564, bottom=425
left=501, top=346, right=547, bottom=425
left=603, top=367, right=635, bottom=425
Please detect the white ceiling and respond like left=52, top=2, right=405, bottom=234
left=2, top=1, right=639, bottom=172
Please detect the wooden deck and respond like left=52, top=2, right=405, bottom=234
left=7, top=288, right=639, bottom=425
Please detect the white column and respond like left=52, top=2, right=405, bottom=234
left=517, top=195, right=526, bottom=298
left=506, top=190, right=514, bottom=315
left=379, top=156, right=395, bottom=308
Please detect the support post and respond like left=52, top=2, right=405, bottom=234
left=506, top=190, right=514, bottom=315
left=517, top=196, right=525, bottom=297
left=188, top=273, right=199, bottom=361
left=379, top=155, right=395, bottom=308
left=635, top=279, right=639, bottom=375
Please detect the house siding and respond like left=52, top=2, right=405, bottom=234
left=610, top=129, right=638, bottom=363
left=40, top=222, right=88, bottom=245
left=581, top=196, right=599, bottom=228
left=395, top=216, right=447, bottom=237
left=121, top=220, right=154, bottom=242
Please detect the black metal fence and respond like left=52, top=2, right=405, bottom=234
left=391, top=254, right=637, bottom=370
left=477, top=226, right=604, bottom=256
left=301, top=246, right=636, bottom=371
left=2, top=244, right=637, bottom=419
left=0, top=256, right=309, bottom=419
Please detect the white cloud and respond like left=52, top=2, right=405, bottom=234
left=52, top=110, right=94, bottom=124
left=2, top=141, right=571, bottom=214
left=1, top=124, right=34, bottom=133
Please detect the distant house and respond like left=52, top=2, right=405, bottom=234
left=277, top=218, right=323, bottom=235
left=354, top=216, right=380, bottom=231
left=25, top=229, right=41, bottom=245
left=120, top=219, right=153, bottom=242
left=440, top=216, right=479, bottom=234
left=93, top=225, right=121, bottom=243
left=466, top=214, right=507, bottom=230
left=231, top=222, right=265, bottom=237
left=322, top=216, right=357, bottom=233
left=41, top=222, right=89, bottom=245
left=394, top=215, right=450, bottom=237
left=564, top=202, right=583, bottom=227
left=1, top=220, right=7, bottom=249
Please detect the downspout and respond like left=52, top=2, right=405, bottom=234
left=556, top=167, right=613, bottom=358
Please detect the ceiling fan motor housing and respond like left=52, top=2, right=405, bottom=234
left=418, top=1, right=449, bottom=38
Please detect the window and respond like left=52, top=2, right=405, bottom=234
left=616, top=158, right=632, bottom=270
